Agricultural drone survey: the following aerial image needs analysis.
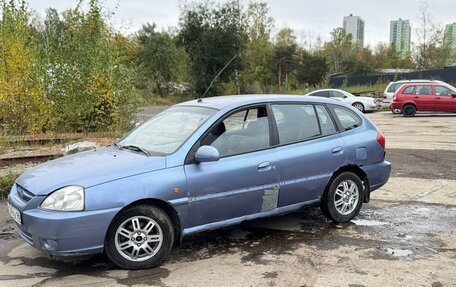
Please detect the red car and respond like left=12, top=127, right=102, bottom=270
left=391, top=82, right=456, bottom=117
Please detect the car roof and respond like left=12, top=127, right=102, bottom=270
left=391, top=79, right=443, bottom=84
left=176, top=94, right=335, bottom=110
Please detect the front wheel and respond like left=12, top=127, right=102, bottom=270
left=321, top=172, right=364, bottom=223
left=105, top=205, right=174, bottom=269
left=352, top=102, right=365, bottom=113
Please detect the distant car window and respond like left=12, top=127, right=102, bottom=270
left=402, top=86, right=415, bottom=94
left=435, top=86, right=454, bottom=96
left=387, top=83, right=399, bottom=93
left=333, top=106, right=362, bottom=131
left=414, top=85, right=433, bottom=95
left=312, top=91, right=329, bottom=97
left=272, top=104, right=321, bottom=144
left=204, top=107, right=270, bottom=157
left=315, top=105, right=337, bottom=136
left=329, top=91, right=345, bottom=98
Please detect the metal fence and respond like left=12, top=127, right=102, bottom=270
left=329, top=66, right=456, bottom=87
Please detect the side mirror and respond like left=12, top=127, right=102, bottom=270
left=195, top=145, right=220, bottom=163
left=343, top=95, right=348, bottom=98
left=451, top=93, right=456, bottom=98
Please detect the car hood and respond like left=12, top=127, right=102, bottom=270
left=16, top=146, right=166, bottom=196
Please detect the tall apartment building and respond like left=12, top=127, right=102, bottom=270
left=343, top=14, right=365, bottom=46
left=390, top=19, right=411, bottom=57
left=444, top=23, right=456, bottom=48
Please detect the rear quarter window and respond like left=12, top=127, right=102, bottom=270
left=387, top=83, right=399, bottom=93
left=402, top=86, right=415, bottom=94
left=331, top=106, right=362, bottom=131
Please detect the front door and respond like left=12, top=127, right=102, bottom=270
left=413, top=85, right=435, bottom=111
left=435, top=85, right=456, bottom=112
left=184, top=106, right=280, bottom=228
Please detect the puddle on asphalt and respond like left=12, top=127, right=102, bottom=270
left=351, top=219, right=389, bottom=226
left=1, top=202, right=455, bottom=283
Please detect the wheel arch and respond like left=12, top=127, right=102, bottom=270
left=323, top=165, right=370, bottom=203
left=108, top=198, right=182, bottom=246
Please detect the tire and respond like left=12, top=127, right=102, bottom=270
left=402, top=104, right=416, bottom=117
left=321, top=172, right=364, bottom=223
left=105, top=205, right=174, bottom=269
left=352, top=102, right=365, bottom=113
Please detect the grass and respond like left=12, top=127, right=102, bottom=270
left=0, top=171, right=19, bottom=200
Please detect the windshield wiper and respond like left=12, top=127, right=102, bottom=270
left=118, top=144, right=151, bottom=156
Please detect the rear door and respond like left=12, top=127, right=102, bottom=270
left=271, top=103, right=346, bottom=206
left=413, top=85, right=435, bottom=111
left=435, top=85, right=456, bottom=112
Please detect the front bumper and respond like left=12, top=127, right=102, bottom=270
left=361, top=160, right=391, bottom=192
left=8, top=184, right=121, bottom=256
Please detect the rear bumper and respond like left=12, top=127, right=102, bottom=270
left=361, top=160, right=391, bottom=192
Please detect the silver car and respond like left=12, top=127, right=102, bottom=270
left=306, top=89, right=377, bottom=113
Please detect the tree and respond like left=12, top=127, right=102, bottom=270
left=241, top=2, right=275, bottom=90
left=273, top=28, right=297, bottom=90
left=177, top=1, right=246, bottom=96
left=296, top=49, right=328, bottom=87
left=136, top=23, right=185, bottom=97
left=323, top=28, right=355, bottom=74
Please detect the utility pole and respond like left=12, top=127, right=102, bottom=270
left=236, top=0, right=241, bottom=94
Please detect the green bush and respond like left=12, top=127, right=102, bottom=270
left=0, top=172, right=19, bottom=200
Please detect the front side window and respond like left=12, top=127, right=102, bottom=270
left=414, top=85, right=433, bottom=95
left=312, top=91, right=329, bottom=97
left=272, top=104, right=322, bottom=145
left=202, top=107, right=270, bottom=157
left=435, top=86, right=454, bottom=96
left=333, top=106, right=362, bottom=131
left=118, top=106, right=216, bottom=155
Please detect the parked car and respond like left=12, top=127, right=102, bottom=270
left=383, top=79, right=445, bottom=111
left=305, top=89, right=377, bottom=113
left=8, top=95, right=391, bottom=269
left=391, top=82, right=456, bottom=117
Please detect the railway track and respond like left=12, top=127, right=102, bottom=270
left=0, top=153, right=62, bottom=168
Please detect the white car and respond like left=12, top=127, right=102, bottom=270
left=383, top=79, right=445, bottom=110
left=306, top=89, right=377, bottom=113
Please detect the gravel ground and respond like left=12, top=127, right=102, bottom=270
left=0, top=111, right=455, bottom=287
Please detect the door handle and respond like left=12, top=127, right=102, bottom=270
left=332, top=146, right=343, bottom=154
left=436, top=97, right=441, bottom=99
left=413, top=96, right=419, bottom=99
left=258, top=161, right=272, bottom=171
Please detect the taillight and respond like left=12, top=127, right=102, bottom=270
left=383, top=94, right=387, bottom=99
left=377, top=132, right=385, bottom=149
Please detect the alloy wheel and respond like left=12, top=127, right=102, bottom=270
left=333, top=179, right=359, bottom=215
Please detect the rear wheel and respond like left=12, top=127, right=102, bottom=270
left=105, top=205, right=174, bottom=269
left=352, top=102, right=365, bottom=113
left=321, top=172, right=364, bottom=223
left=402, top=104, right=416, bottom=117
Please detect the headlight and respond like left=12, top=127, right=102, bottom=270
left=40, top=186, right=85, bottom=211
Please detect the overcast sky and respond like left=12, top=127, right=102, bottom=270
left=28, top=0, right=456, bottom=48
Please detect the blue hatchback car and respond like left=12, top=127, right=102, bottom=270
left=8, top=95, right=391, bottom=269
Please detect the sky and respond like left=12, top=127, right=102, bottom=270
left=28, top=0, right=456, bottom=48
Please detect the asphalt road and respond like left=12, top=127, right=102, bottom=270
left=0, top=111, right=455, bottom=287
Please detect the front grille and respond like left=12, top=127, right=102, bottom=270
left=16, top=184, right=34, bottom=203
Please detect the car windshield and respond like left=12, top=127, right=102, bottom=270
left=118, top=106, right=216, bottom=155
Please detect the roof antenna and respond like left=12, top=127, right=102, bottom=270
left=198, top=54, right=237, bottom=102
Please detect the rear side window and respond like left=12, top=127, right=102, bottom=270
left=414, top=85, right=433, bottom=95
left=402, top=86, right=415, bottom=94
left=332, top=106, right=362, bottom=131
left=315, top=105, right=337, bottom=136
left=272, top=104, right=322, bottom=144
left=311, top=91, right=329, bottom=97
